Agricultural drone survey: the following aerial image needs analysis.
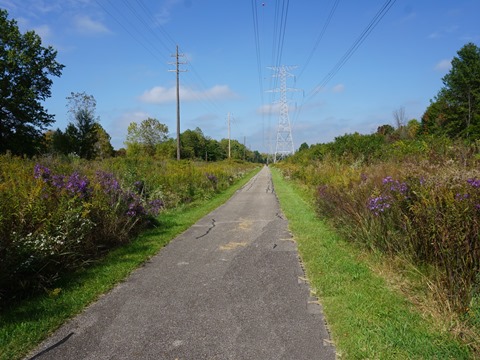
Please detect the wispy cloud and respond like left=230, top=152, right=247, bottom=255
left=33, top=24, right=52, bottom=41
left=435, top=59, right=452, bottom=72
left=74, top=15, right=111, bottom=35
left=428, top=25, right=459, bottom=39
left=332, top=83, right=345, bottom=93
left=139, top=85, right=238, bottom=104
left=155, top=0, right=182, bottom=25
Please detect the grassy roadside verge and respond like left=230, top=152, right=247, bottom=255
left=271, top=168, right=472, bottom=359
left=0, top=167, right=260, bottom=360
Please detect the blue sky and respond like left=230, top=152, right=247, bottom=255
left=2, top=0, right=479, bottom=152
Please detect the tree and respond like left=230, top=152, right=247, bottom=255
left=298, top=142, right=309, bottom=152
left=393, top=106, right=408, bottom=139
left=377, top=124, right=395, bottom=136
left=442, top=43, right=480, bottom=139
left=125, top=118, right=169, bottom=156
left=422, top=43, right=480, bottom=140
left=65, top=92, right=100, bottom=159
left=0, top=9, right=64, bottom=155
left=181, top=127, right=206, bottom=159
left=93, top=123, right=114, bottom=159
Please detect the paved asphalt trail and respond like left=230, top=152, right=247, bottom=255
left=26, top=166, right=336, bottom=360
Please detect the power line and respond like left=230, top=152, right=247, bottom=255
left=306, top=0, right=397, bottom=101
left=297, top=0, right=340, bottom=81
left=94, top=1, right=225, bottom=124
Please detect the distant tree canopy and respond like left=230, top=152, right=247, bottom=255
left=298, top=142, right=309, bottom=152
left=125, top=118, right=169, bottom=156
left=45, top=92, right=113, bottom=159
left=421, top=42, right=480, bottom=140
left=0, top=9, right=64, bottom=155
left=123, top=120, right=266, bottom=163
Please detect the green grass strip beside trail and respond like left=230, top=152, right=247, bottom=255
left=0, top=167, right=261, bottom=360
left=271, top=168, right=472, bottom=360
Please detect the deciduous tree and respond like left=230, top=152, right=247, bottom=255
left=66, top=92, right=100, bottom=159
left=125, top=118, right=169, bottom=156
left=0, top=9, right=64, bottom=155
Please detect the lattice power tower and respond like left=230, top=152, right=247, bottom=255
left=268, top=66, right=298, bottom=163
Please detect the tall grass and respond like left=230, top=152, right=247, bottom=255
left=0, top=154, right=255, bottom=306
left=277, top=139, right=480, bottom=337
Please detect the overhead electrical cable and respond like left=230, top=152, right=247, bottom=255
left=251, top=0, right=267, bottom=148
left=94, top=0, right=168, bottom=63
left=95, top=0, right=225, bottom=116
left=306, top=0, right=396, bottom=102
left=292, top=0, right=396, bottom=132
left=297, top=0, right=340, bottom=81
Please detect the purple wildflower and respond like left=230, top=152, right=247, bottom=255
left=126, top=198, right=146, bottom=217
left=206, top=173, right=218, bottom=185
left=33, top=164, right=51, bottom=181
left=467, top=178, right=480, bottom=188
left=133, top=180, right=145, bottom=195
left=147, top=199, right=164, bottom=216
left=382, top=176, right=394, bottom=185
left=382, top=176, right=408, bottom=196
left=51, top=174, right=66, bottom=189
left=66, top=172, right=91, bottom=198
left=96, top=171, right=120, bottom=194
left=368, top=195, right=391, bottom=216
left=455, top=193, right=470, bottom=201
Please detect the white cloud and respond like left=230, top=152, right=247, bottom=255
left=33, top=24, right=52, bottom=41
left=435, top=59, right=452, bottom=72
left=139, top=85, right=238, bottom=104
left=155, top=0, right=183, bottom=25
left=332, top=83, right=345, bottom=93
left=74, top=15, right=111, bottom=35
left=256, top=103, right=282, bottom=115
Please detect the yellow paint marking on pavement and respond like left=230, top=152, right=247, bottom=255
left=238, top=219, right=253, bottom=231
left=219, top=242, right=247, bottom=251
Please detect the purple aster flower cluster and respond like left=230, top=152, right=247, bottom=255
left=206, top=173, right=218, bottom=185
left=465, top=178, right=480, bottom=210
left=147, top=199, right=164, bottom=216
left=368, top=195, right=391, bottom=216
left=34, top=164, right=91, bottom=199
left=33, top=164, right=164, bottom=219
left=65, top=172, right=91, bottom=198
left=382, top=176, right=408, bottom=195
left=133, top=180, right=145, bottom=194
left=366, top=176, right=414, bottom=216
left=467, top=178, right=480, bottom=188
left=455, top=193, right=470, bottom=201
left=122, top=189, right=164, bottom=218
left=34, top=164, right=51, bottom=181
left=96, top=171, right=120, bottom=194
left=125, top=196, right=146, bottom=217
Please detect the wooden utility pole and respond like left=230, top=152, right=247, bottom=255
left=169, top=45, right=186, bottom=160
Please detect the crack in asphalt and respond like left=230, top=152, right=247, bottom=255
left=195, top=218, right=216, bottom=239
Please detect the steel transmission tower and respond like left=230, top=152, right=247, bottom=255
left=268, top=66, right=299, bottom=163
